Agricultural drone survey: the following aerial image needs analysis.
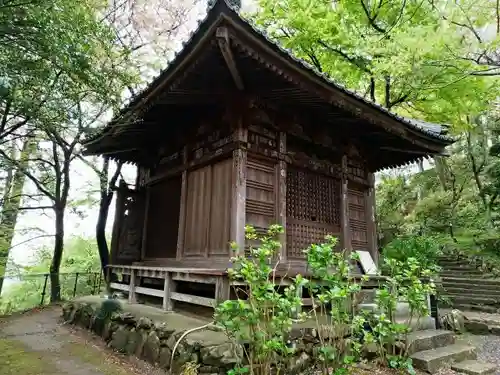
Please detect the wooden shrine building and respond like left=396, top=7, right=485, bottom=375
left=83, top=0, right=453, bottom=309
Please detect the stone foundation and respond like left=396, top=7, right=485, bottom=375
left=62, top=296, right=322, bottom=374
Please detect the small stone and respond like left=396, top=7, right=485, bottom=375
left=489, top=325, right=500, bottom=335
left=78, top=304, right=96, bottom=329
left=288, top=352, right=311, bottom=374
left=136, top=317, right=153, bottom=330
left=200, top=342, right=243, bottom=367
left=155, top=322, right=175, bottom=339
left=126, top=328, right=148, bottom=356
left=110, top=326, right=130, bottom=353
left=143, top=331, right=161, bottom=363
left=465, top=321, right=490, bottom=335
left=158, top=347, right=172, bottom=369
left=112, top=312, right=136, bottom=325
left=440, top=309, right=465, bottom=332
left=198, top=366, right=220, bottom=373
left=62, top=302, right=74, bottom=321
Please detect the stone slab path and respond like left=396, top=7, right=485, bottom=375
left=0, top=307, right=166, bottom=375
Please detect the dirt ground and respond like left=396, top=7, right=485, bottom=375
left=0, top=306, right=467, bottom=375
left=0, top=306, right=166, bottom=375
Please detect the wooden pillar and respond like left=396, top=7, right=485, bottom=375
left=215, top=276, right=231, bottom=304
left=231, top=121, right=248, bottom=255
left=276, top=131, right=287, bottom=261
left=365, top=172, right=378, bottom=265
left=140, top=187, right=151, bottom=260
left=128, top=269, right=137, bottom=303
left=176, top=146, right=188, bottom=260
left=340, top=155, right=351, bottom=252
left=163, top=271, right=174, bottom=311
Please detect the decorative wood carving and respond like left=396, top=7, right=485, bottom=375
left=111, top=185, right=145, bottom=264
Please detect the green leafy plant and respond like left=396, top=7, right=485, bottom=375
left=216, top=227, right=436, bottom=375
left=382, top=235, right=442, bottom=275
left=304, top=236, right=366, bottom=374
left=367, top=256, right=436, bottom=374
left=214, top=225, right=305, bottom=375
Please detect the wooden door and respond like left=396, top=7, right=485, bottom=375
left=183, top=159, right=232, bottom=257
left=144, top=176, right=181, bottom=259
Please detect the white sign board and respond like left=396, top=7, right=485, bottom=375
left=355, top=250, right=378, bottom=275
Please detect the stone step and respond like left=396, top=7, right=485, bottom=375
left=442, top=277, right=500, bottom=285
left=440, top=303, right=499, bottom=314
left=410, top=343, right=477, bottom=374
left=443, top=294, right=500, bottom=306
left=440, top=264, right=481, bottom=270
left=443, top=287, right=500, bottom=297
left=405, top=329, right=455, bottom=355
left=451, top=360, right=498, bottom=375
left=440, top=272, right=486, bottom=278
left=441, top=283, right=500, bottom=292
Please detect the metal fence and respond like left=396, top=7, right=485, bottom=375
left=0, top=272, right=103, bottom=315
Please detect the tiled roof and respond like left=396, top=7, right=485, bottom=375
left=106, top=0, right=454, bottom=144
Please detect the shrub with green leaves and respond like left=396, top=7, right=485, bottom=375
left=214, top=225, right=305, bottom=375
left=382, top=235, right=442, bottom=275
left=215, top=226, right=437, bottom=375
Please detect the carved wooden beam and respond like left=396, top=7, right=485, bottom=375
left=216, top=27, right=244, bottom=91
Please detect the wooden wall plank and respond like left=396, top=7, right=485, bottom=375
left=231, top=124, right=248, bottom=255
left=176, top=147, right=188, bottom=259
left=277, top=131, right=287, bottom=260
left=365, top=172, right=378, bottom=265
left=341, top=154, right=351, bottom=252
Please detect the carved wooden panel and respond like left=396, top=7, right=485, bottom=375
left=347, top=156, right=368, bottom=184
left=144, top=177, right=181, bottom=259
left=112, top=188, right=145, bottom=264
left=187, top=126, right=232, bottom=162
left=151, top=150, right=183, bottom=177
left=348, top=187, right=368, bottom=250
left=183, top=159, right=233, bottom=257
left=245, top=158, right=276, bottom=230
left=286, top=167, right=341, bottom=259
left=247, top=124, right=279, bottom=157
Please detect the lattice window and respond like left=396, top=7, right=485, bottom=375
left=348, top=188, right=368, bottom=250
left=286, top=168, right=340, bottom=225
left=286, top=223, right=337, bottom=259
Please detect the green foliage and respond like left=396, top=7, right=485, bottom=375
left=216, top=225, right=436, bottom=374
left=252, top=0, right=499, bottom=127
left=214, top=225, right=303, bottom=373
left=382, top=236, right=442, bottom=274
left=0, top=236, right=101, bottom=314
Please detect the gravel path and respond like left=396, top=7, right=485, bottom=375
left=0, top=307, right=165, bottom=375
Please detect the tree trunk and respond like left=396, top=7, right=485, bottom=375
left=96, top=192, right=112, bottom=276
left=49, top=207, right=65, bottom=302
left=0, top=137, right=34, bottom=295
left=96, top=158, right=122, bottom=280
left=433, top=156, right=448, bottom=190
